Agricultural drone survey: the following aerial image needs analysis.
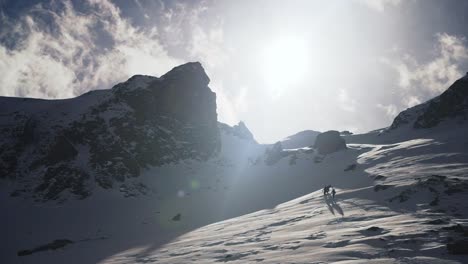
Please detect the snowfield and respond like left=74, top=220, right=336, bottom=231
left=2, top=123, right=468, bottom=264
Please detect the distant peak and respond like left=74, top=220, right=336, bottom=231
left=170, top=61, right=203, bottom=71
left=161, top=62, right=210, bottom=86
left=237, top=121, right=247, bottom=128
left=233, top=121, right=256, bottom=142
left=218, top=121, right=256, bottom=143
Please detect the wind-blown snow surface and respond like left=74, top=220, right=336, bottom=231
left=2, top=121, right=468, bottom=263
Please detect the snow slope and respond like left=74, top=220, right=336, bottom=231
left=2, top=122, right=468, bottom=263
left=99, top=127, right=468, bottom=264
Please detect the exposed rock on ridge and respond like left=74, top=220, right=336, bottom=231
left=219, top=121, right=256, bottom=143
left=0, top=62, right=220, bottom=201
left=390, top=73, right=468, bottom=130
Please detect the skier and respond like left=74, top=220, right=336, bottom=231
left=323, top=186, right=327, bottom=196
left=331, top=188, right=336, bottom=199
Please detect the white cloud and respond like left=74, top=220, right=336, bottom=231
left=233, top=85, right=249, bottom=114
left=377, top=103, right=398, bottom=118
left=338, top=88, right=357, bottom=113
left=357, top=0, right=401, bottom=12
left=0, top=0, right=180, bottom=99
left=379, top=32, right=468, bottom=120
left=189, top=25, right=228, bottom=70
left=154, top=2, right=229, bottom=72
left=374, top=33, right=468, bottom=125
left=166, top=4, right=241, bottom=125
left=404, top=96, right=422, bottom=108
left=0, top=0, right=245, bottom=132
left=387, top=33, right=468, bottom=94
left=134, top=0, right=149, bottom=19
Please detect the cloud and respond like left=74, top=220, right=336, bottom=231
left=338, top=88, right=357, bottom=113
left=357, top=0, right=401, bottom=12
left=379, top=32, right=468, bottom=120
left=154, top=1, right=243, bottom=125
left=372, top=32, right=468, bottom=126
left=377, top=103, right=398, bottom=118
left=387, top=33, right=468, bottom=95
left=0, top=0, right=180, bottom=99
left=189, top=23, right=228, bottom=70
left=404, top=96, right=422, bottom=108
left=0, top=0, right=244, bottom=130
left=134, top=0, right=150, bottom=19
left=154, top=1, right=229, bottom=73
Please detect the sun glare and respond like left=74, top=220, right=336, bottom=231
left=261, top=37, right=311, bottom=94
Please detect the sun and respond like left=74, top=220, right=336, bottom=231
left=261, top=37, right=311, bottom=94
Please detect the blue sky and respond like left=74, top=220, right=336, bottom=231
left=1, top=0, right=468, bottom=143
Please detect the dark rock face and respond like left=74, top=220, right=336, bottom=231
left=447, top=240, right=468, bottom=255
left=18, top=239, right=74, bottom=256
left=313, top=131, right=347, bottom=155
left=0, top=62, right=220, bottom=201
left=34, top=166, right=90, bottom=200
left=390, top=75, right=468, bottom=130
left=172, top=213, right=182, bottom=221
left=44, top=136, right=78, bottom=165
left=414, top=77, right=468, bottom=128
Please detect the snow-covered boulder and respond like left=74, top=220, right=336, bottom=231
left=314, top=130, right=347, bottom=154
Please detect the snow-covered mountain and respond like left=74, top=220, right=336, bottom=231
left=0, top=62, right=220, bottom=201
left=390, top=74, right=468, bottom=130
left=1, top=64, right=468, bottom=263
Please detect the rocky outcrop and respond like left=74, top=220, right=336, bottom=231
left=390, top=74, right=468, bottom=130
left=219, top=121, right=256, bottom=142
left=0, top=62, right=220, bottom=201
left=414, top=76, right=468, bottom=128
left=340, top=130, right=353, bottom=136
left=314, top=130, right=347, bottom=155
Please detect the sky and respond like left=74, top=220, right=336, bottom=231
left=1, top=0, right=468, bottom=143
